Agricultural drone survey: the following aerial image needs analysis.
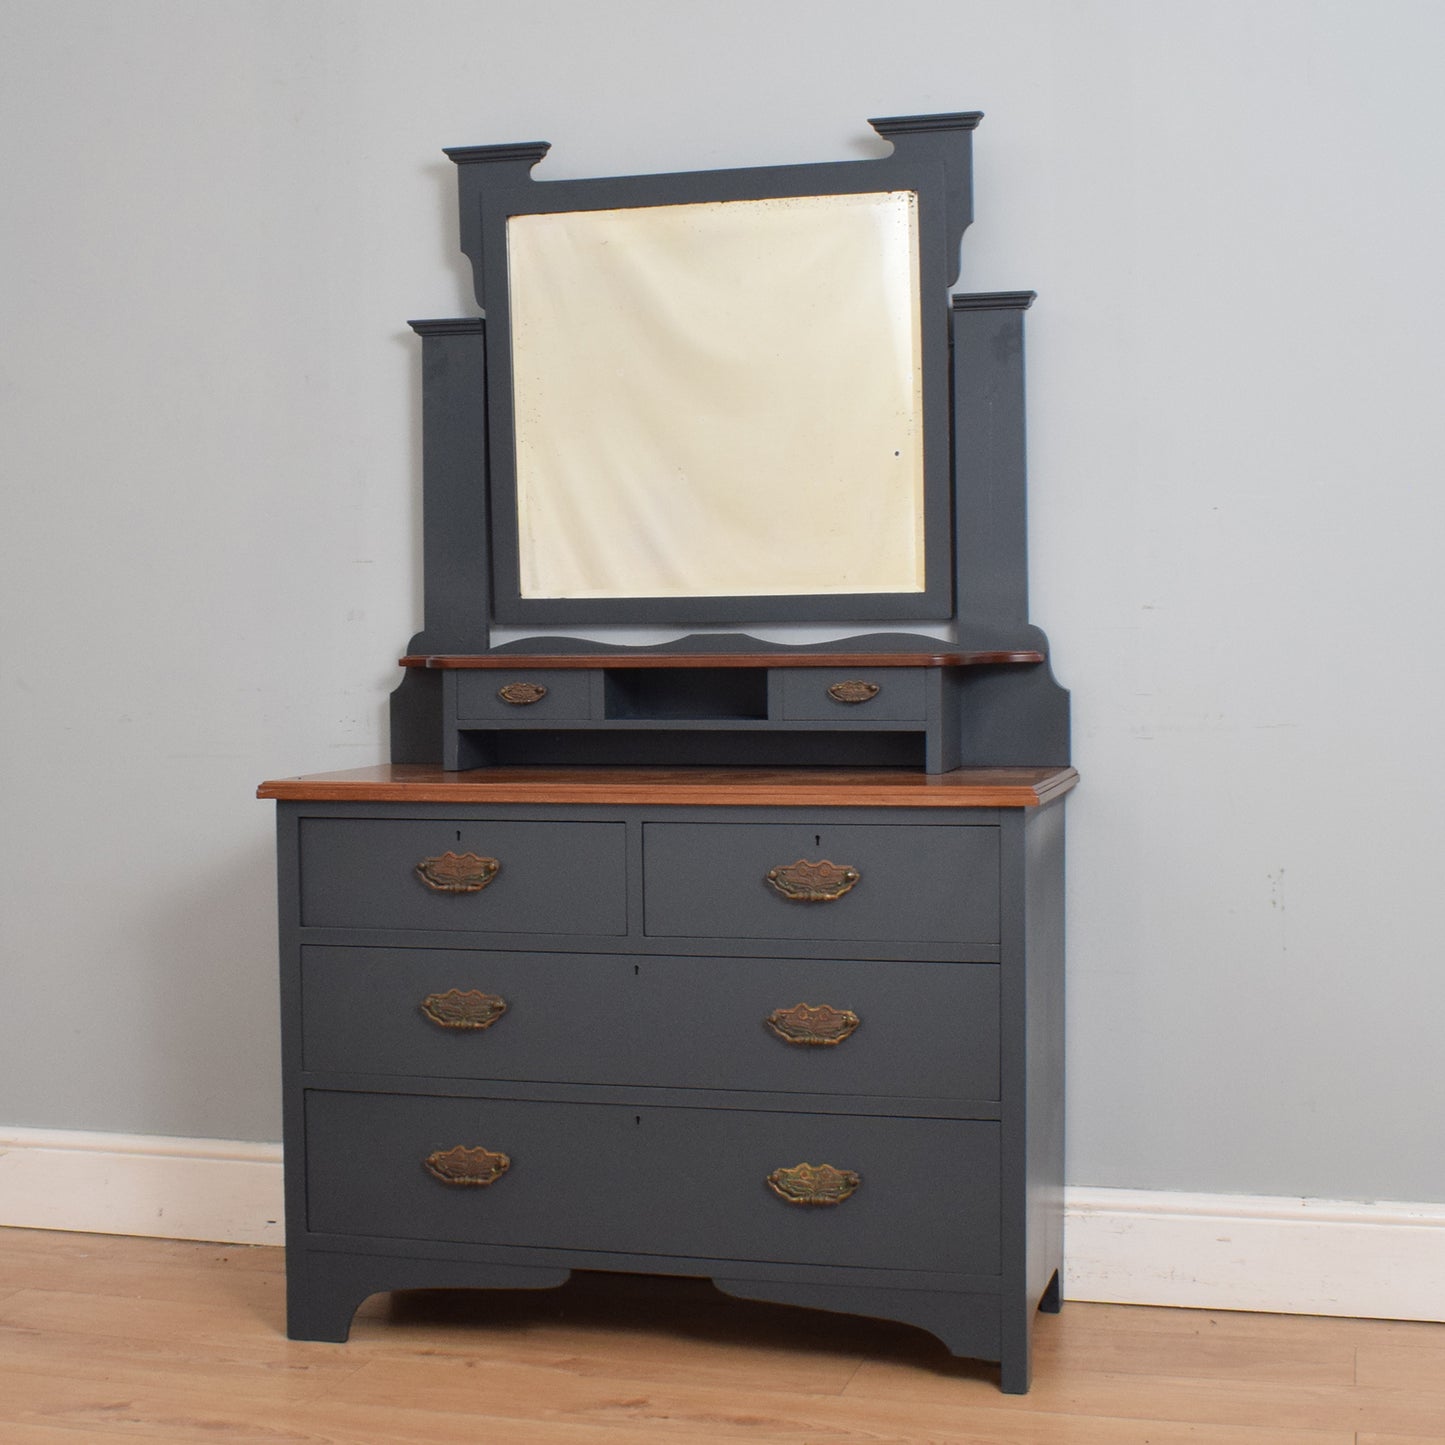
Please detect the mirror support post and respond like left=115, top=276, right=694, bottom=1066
left=951, top=292, right=1037, bottom=633
left=404, top=319, right=491, bottom=655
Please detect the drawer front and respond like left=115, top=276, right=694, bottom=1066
left=305, top=1090, right=1000, bottom=1274
left=644, top=822, right=998, bottom=944
left=298, top=819, right=627, bottom=934
left=777, top=668, right=926, bottom=721
left=456, top=669, right=593, bottom=721
left=301, top=946, right=1000, bottom=1100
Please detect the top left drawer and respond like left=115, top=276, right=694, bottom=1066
left=455, top=669, right=593, bottom=721
left=297, top=819, right=628, bottom=934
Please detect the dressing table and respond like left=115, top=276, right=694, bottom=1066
left=259, top=112, right=1072, bottom=1393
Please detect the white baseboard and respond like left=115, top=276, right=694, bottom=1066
left=2, top=1127, right=1441, bottom=1321
left=0, top=1126, right=284, bottom=1247
left=1065, top=1186, right=1445, bottom=1321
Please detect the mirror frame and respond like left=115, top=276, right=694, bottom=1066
left=446, top=113, right=981, bottom=629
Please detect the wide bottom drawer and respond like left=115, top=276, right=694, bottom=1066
left=304, top=1090, right=1000, bottom=1275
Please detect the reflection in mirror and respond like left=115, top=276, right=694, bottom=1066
left=507, top=190, right=924, bottom=601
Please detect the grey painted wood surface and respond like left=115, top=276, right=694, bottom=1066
left=300, top=945, right=1002, bottom=1099
left=306, top=1091, right=1002, bottom=1273
left=276, top=794, right=1065, bottom=1391
left=642, top=819, right=999, bottom=943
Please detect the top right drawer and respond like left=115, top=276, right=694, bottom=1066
left=643, top=821, right=998, bottom=944
left=776, top=667, right=925, bottom=721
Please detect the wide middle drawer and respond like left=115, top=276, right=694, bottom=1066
left=300, top=945, right=1000, bottom=1100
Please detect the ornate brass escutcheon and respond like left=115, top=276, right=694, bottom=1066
left=765, top=1002, right=861, bottom=1046
left=766, top=1162, right=861, bottom=1205
left=498, top=681, right=548, bottom=705
left=420, top=989, right=508, bottom=1030
left=765, top=858, right=860, bottom=902
left=415, top=851, right=501, bottom=893
left=423, top=1145, right=511, bottom=1187
left=826, top=679, right=881, bottom=704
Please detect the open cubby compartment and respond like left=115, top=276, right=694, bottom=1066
left=603, top=668, right=769, bottom=720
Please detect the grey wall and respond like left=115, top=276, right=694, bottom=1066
left=2, top=0, right=1443, bottom=1201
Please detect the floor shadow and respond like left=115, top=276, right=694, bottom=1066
left=362, top=1270, right=995, bottom=1382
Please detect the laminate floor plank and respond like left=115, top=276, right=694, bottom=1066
left=0, top=1264, right=282, bottom=1313
left=348, top=1317, right=867, bottom=1395
left=287, top=1338, right=1355, bottom=1445
left=0, top=1322, right=364, bottom=1399
left=1031, top=1321, right=1356, bottom=1386
left=294, top=1391, right=1353, bottom=1445
left=0, top=1230, right=278, bottom=1274
left=0, top=1227, right=1438, bottom=1445
left=1357, top=1344, right=1445, bottom=1393
left=1357, top=1434, right=1445, bottom=1444
left=0, top=1425, right=176, bottom=1445
left=847, top=1358, right=1445, bottom=1437
left=0, top=1362, right=342, bottom=1443
left=0, top=1289, right=292, bottom=1349
left=343, top=1287, right=871, bottom=1392
left=1043, top=1300, right=1443, bottom=1350
left=290, top=1402, right=754, bottom=1445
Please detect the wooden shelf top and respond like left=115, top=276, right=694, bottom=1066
left=257, top=764, right=1077, bottom=809
left=399, top=651, right=1044, bottom=670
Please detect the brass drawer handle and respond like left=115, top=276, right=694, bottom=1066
left=827, top=680, right=880, bottom=704
left=498, top=681, right=548, bottom=705
left=765, top=1003, right=860, bottom=1046
left=424, top=1145, right=511, bottom=1187
left=421, top=989, right=507, bottom=1030
left=415, top=851, right=501, bottom=893
left=767, top=1162, right=861, bottom=1206
left=765, top=859, right=860, bottom=902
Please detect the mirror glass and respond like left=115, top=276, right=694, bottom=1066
left=507, top=190, right=924, bottom=601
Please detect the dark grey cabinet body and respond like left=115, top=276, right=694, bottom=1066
left=275, top=792, right=1066, bottom=1392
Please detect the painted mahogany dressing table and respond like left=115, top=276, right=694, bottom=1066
left=260, top=112, right=1072, bottom=1393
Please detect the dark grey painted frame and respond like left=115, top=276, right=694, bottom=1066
left=393, top=121, right=1070, bottom=774
left=445, top=113, right=980, bottom=629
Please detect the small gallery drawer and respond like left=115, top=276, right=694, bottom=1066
left=644, top=822, right=998, bottom=945
left=305, top=1089, right=1000, bottom=1275
left=455, top=669, right=593, bottom=720
left=776, top=668, right=926, bottom=721
left=298, top=819, right=627, bottom=935
left=300, top=946, right=1000, bottom=1101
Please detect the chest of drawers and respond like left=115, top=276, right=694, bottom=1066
left=261, top=764, right=1071, bottom=1393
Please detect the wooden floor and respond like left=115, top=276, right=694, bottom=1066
left=0, top=1228, right=1442, bottom=1443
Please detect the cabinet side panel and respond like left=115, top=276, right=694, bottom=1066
left=996, top=802, right=1066, bottom=1392
left=389, top=668, right=444, bottom=766
left=275, top=805, right=310, bottom=1264
left=955, top=661, right=1071, bottom=769
left=1023, top=801, right=1066, bottom=1308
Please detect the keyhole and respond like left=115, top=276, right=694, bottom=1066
left=455, top=830, right=461, bottom=842
left=634, top=1115, right=641, bottom=1126
left=814, top=835, right=821, bottom=848
left=633, top=964, right=640, bottom=976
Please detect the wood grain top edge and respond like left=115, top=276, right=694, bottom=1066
left=399, top=651, right=1045, bottom=670
left=257, top=765, right=1078, bottom=808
